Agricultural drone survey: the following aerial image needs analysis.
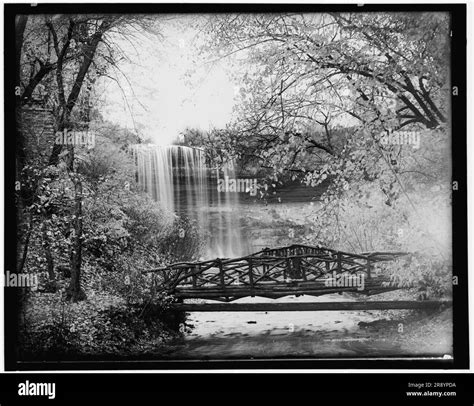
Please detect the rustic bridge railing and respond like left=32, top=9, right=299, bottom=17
left=143, top=244, right=411, bottom=302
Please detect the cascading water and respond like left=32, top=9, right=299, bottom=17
left=211, top=161, right=243, bottom=258
left=131, top=144, right=244, bottom=259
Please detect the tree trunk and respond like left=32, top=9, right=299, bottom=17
left=66, top=176, right=86, bottom=302
left=15, top=14, right=28, bottom=168
left=17, top=212, right=33, bottom=274
left=48, top=19, right=111, bottom=166
left=41, top=220, right=57, bottom=285
left=15, top=15, right=29, bottom=277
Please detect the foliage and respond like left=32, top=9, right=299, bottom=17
left=19, top=291, right=179, bottom=358
left=188, top=12, right=452, bottom=295
left=301, top=183, right=452, bottom=298
left=192, top=12, right=450, bottom=195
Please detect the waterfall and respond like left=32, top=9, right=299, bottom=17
left=210, top=160, right=243, bottom=258
left=131, top=144, right=244, bottom=259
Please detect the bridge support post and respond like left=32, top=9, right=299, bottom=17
left=290, top=257, right=302, bottom=279
left=285, top=258, right=291, bottom=281
left=218, top=259, right=225, bottom=289
left=248, top=258, right=255, bottom=297
left=337, top=252, right=342, bottom=274
left=192, top=265, right=198, bottom=288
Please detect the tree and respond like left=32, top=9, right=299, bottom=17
left=196, top=12, right=450, bottom=197
left=17, top=14, right=161, bottom=301
left=15, top=15, right=30, bottom=273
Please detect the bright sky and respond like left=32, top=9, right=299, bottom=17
left=99, top=16, right=238, bottom=145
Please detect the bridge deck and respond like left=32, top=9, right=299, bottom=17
left=171, top=300, right=452, bottom=312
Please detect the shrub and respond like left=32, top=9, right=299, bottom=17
left=18, top=291, right=181, bottom=359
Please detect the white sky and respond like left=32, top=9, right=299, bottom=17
left=99, top=16, right=238, bottom=145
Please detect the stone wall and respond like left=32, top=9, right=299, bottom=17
left=20, top=106, right=56, bottom=165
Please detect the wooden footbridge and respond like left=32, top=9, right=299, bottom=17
left=143, top=244, right=451, bottom=312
